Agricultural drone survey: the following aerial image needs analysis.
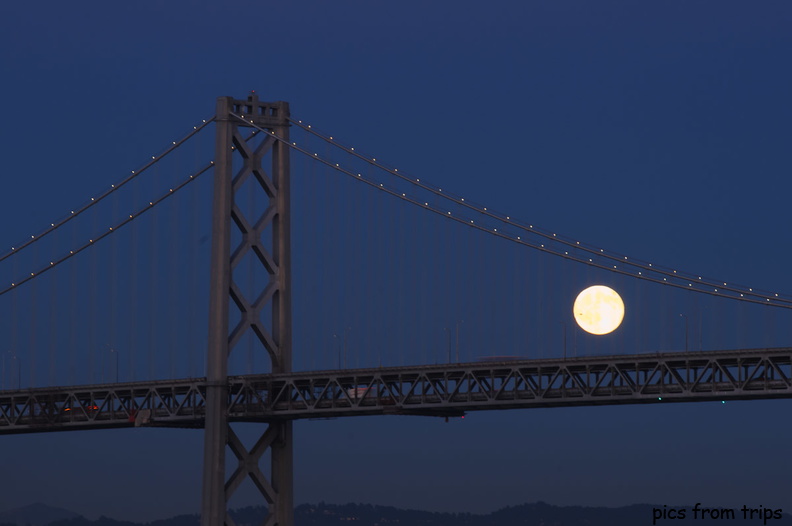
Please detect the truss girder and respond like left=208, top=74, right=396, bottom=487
left=234, top=348, right=792, bottom=417
left=0, top=380, right=206, bottom=433
left=1, top=347, right=790, bottom=434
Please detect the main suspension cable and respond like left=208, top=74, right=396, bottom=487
left=287, top=116, right=791, bottom=307
left=0, top=116, right=215, bottom=264
left=0, top=161, right=214, bottom=297
left=233, top=113, right=791, bottom=309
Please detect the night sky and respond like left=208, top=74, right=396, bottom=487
left=1, top=1, right=792, bottom=522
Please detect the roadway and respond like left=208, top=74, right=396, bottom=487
left=1, top=347, right=790, bottom=434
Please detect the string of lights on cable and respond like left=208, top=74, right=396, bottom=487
left=0, top=161, right=214, bottom=298
left=0, top=116, right=215, bottom=265
left=287, top=117, right=792, bottom=307
left=231, top=112, right=792, bottom=309
left=0, top=125, right=270, bottom=297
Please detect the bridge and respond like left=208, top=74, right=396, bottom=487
left=1, top=94, right=791, bottom=526
left=2, top=348, right=791, bottom=433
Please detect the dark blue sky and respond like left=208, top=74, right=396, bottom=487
left=1, top=1, right=792, bottom=522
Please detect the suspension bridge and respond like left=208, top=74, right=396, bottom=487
left=0, top=94, right=790, bottom=526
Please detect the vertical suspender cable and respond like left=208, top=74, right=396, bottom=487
left=440, top=206, right=451, bottom=365
left=416, top=192, right=426, bottom=366
left=395, top=192, right=404, bottom=369
left=766, top=299, right=777, bottom=349
left=49, top=243, right=57, bottom=386
left=313, top=132, right=328, bottom=369
left=388, top=184, right=398, bottom=368
left=29, top=254, right=37, bottom=388
left=149, top=163, right=158, bottom=380
left=130, top=175, right=139, bottom=382
left=692, top=291, right=701, bottom=352
left=512, top=242, right=519, bottom=357
left=188, top=137, right=199, bottom=378
left=11, top=257, right=18, bottom=388
left=536, top=245, right=545, bottom=359
left=301, top=128, right=312, bottom=372
left=347, top=163, right=357, bottom=367
left=662, top=285, right=671, bottom=352
left=89, top=205, right=98, bottom=383
left=309, top=132, right=320, bottom=369
left=169, top=150, right=180, bottom=380
left=567, top=258, right=574, bottom=358
left=68, top=222, right=76, bottom=385
left=485, top=226, right=496, bottom=360
left=110, top=183, right=119, bottom=382
left=306, top=131, right=316, bottom=371
left=525, top=248, right=533, bottom=359
left=633, top=267, right=641, bottom=357
left=344, top=167, right=358, bottom=367
left=361, top=159, right=374, bottom=367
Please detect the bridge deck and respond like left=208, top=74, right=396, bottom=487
left=1, top=348, right=790, bottom=434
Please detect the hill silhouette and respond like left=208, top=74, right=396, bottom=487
left=3, top=501, right=791, bottom=526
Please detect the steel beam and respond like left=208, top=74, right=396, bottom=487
left=232, top=346, right=792, bottom=418
left=202, top=95, right=234, bottom=526
left=1, top=348, right=790, bottom=435
left=202, top=94, right=292, bottom=526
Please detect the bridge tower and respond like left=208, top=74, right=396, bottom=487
left=202, top=94, right=293, bottom=526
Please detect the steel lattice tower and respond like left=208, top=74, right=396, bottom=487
left=202, top=94, right=293, bottom=526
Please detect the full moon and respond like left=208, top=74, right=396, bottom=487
left=573, top=285, right=625, bottom=335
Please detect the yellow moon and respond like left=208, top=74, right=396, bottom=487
left=573, top=285, right=624, bottom=335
